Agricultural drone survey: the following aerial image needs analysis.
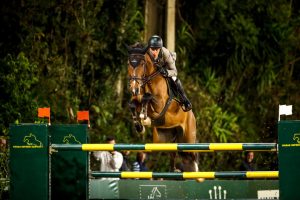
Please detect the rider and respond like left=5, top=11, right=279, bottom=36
left=147, top=35, right=192, bottom=112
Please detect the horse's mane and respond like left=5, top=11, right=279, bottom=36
left=127, top=42, right=148, bottom=54
left=130, top=42, right=145, bottom=49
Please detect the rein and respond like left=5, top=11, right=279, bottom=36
left=128, top=57, right=161, bottom=88
left=141, top=70, right=160, bottom=86
left=128, top=48, right=173, bottom=125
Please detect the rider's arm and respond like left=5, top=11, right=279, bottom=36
left=161, top=47, right=177, bottom=77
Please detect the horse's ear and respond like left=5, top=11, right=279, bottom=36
left=142, top=45, right=149, bottom=54
left=125, top=44, right=133, bottom=53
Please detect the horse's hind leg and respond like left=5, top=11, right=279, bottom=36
left=169, top=152, right=177, bottom=172
left=152, top=127, right=159, bottom=143
left=153, top=127, right=178, bottom=172
left=181, top=111, right=199, bottom=172
left=179, top=152, right=199, bottom=172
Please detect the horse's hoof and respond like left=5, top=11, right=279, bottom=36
left=141, top=117, right=151, bottom=126
left=139, top=113, right=145, bottom=119
left=196, top=178, right=205, bottom=183
left=174, top=169, right=182, bottom=173
left=136, top=125, right=145, bottom=134
left=135, top=123, right=145, bottom=133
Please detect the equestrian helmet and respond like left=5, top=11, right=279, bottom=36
left=148, top=35, right=163, bottom=48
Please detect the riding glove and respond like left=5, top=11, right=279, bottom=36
left=158, top=67, right=168, bottom=77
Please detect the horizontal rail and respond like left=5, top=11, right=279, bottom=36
left=51, top=143, right=277, bottom=152
left=91, top=171, right=279, bottom=179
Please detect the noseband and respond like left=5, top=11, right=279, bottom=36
left=128, top=53, right=160, bottom=89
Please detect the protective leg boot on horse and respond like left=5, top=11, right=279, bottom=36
left=129, top=100, right=145, bottom=133
left=174, top=79, right=192, bottom=112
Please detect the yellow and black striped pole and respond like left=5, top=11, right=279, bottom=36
left=51, top=143, right=277, bottom=152
left=91, top=171, right=279, bottom=179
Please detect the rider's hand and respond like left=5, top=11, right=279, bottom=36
left=158, top=67, right=168, bottom=77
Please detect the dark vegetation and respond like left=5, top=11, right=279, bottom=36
left=1, top=1, right=299, bottom=194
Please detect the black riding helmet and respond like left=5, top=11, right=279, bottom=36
left=148, top=35, right=163, bottom=48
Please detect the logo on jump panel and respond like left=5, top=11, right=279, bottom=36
left=63, top=134, right=81, bottom=144
left=293, top=133, right=300, bottom=143
left=209, top=185, right=227, bottom=199
left=13, top=133, right=43, bottom=148
left=148, top=187, right=162, bottom=199
left=281, top=133, right=300, bottom=148
left=23, top=133, right=43, bottom=146
left=139, top=185, right=167, bottom=199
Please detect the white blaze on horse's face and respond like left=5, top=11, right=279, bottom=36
left=128, top=55, right=145, bottom=98
left=131, top=69, right=140, bottom=96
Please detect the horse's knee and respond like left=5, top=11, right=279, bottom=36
left=135, top=122, right=145, bottom=133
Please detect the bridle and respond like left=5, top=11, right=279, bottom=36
left=127, top=45, right=173, bottom=128
left=128, top=53, right=146, bottom=88
left=128, top=52, right=160, bottom=92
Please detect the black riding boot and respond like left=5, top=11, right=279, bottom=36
left=175, top=79, right=192, bottom=112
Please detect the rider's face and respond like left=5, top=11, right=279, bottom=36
left=150, top=47, right=161, bottom=59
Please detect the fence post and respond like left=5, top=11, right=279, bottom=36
left=9, top=124, right=49, bottom=200
left=278, top=120, right=300, bottom=199
left=49, top=124, right=89, bottom=200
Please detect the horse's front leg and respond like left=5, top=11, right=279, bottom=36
left=129, top=100, right=145, bottom=133
left=140, top=93, right=152, bottom=126
left=180, top=152, right=199, bottom=172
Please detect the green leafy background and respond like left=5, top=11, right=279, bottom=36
left=1, top=0, right=299, bottom=197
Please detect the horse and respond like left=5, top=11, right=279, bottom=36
left=126, top=43, right=198, bottom=172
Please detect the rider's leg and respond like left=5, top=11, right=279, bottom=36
left=173, top=78, right=192, bottom=112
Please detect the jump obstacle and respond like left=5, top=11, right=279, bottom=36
left=9, top=120, right=300, bottom=199
left=51, top=143, right=277, bottom=151
left=91, top=171, right=279, bottom=179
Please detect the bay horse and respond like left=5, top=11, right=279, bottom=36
left=127, top=43, right=198, bottom=172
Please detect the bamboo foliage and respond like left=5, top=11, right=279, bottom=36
left=0, top=0, right=299, bottom=175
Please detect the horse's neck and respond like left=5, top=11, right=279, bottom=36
left=144, top=55, right=170, bottom=107
left=145, top=53, right=156, bottom=75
